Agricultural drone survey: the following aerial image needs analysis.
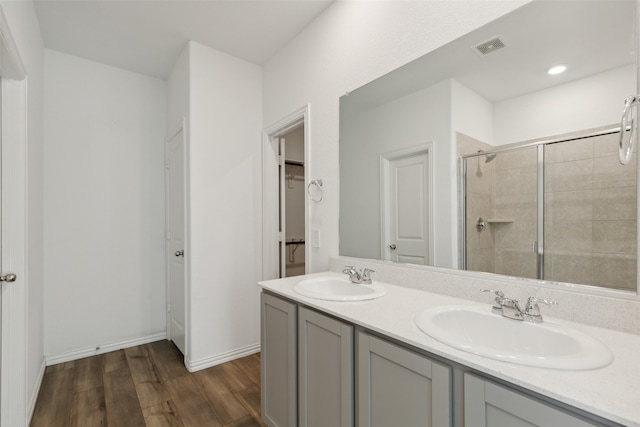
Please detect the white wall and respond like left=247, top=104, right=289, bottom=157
left=451, top=80, right=494, bottom=145
left=340, top=80, right=452, bottom=265
left=494, top=64, right=636, bottom=145
left=169, top=41, right=262, bottom=370
left=263, top=0, right=529, bottom=272
left=43, top=49, right=167, bottom=361
left=1, top=0, right=44, bottom=423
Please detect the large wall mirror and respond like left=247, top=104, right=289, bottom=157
left=339, top=0, right=638, bottom=294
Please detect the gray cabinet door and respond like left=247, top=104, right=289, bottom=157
left=358, top=332, right=452, bottom=427
left=261, top=292, right=297, bottom=427
left=464, top=373, right=601, bottom=427
left=298, top=307, right=354, bottom=427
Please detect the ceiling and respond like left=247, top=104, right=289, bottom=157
left=341, top=0, right=637, bottom=116
left=34, top=0, right=334, bottom=79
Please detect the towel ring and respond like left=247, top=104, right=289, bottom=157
left=619, top=95, right=640, bottom=165
left=307, top=179, right=323, bottom=203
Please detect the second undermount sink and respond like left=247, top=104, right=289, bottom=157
left=293, top=275, right=388, bottom=301
left=414, top=305, right=613, bottom=370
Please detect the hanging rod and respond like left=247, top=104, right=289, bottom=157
left=285, top=159, right=304, bottom=166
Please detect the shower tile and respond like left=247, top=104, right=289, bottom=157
left=545, top=138, right=593, bottom=164
left=466, top=248, right=495, bottom=274
left=546, top=252, right=594, bottom=286
left=592, top=220, right=637, bottom=253
left=494, top=193, right=536, bottom=221
left=592, top=187, right=637, bottom=221
left=593, top=154, right=637, bottom=185
left=544, top=159, right=593, bottom=193
left=494, top=148, right=537, bottom=171
left=494, top=248, right=537, bottom=279
left=494, top=166, right=537, bottom=195
left=592, top=253, right=637, bottom=290
left=493, top=220, right=536, bottom=251
left=593, top=132, right=624, bottom=157
left=545, top=221, right=593, bottom=252
left=466, top=161, right=494, bottom=195
left=544, top=190, right=593, bottom=221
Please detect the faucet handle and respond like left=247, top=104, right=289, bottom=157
left=480, top=289, right=504, bottom=298
left=362, top=268, right=375, bottom=283
left=526, top=296, right=557, bottom=309
left=525, top=296, right=557, bottom=319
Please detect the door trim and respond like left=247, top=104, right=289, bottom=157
left=379, top=143, right=434, bottom=265
left=165, top=118, right=189, bottom=358
left=262, top=105, right=310, bottom=280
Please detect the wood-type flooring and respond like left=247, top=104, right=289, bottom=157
left=30, top=340, right=264, bottom=427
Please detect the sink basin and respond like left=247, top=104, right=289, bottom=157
left=293, top=276, right=388, bottom=301
left=414, top=305, right=613, bottom=370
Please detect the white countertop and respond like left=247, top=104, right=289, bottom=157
left=258, top=272, right=640, bottom=426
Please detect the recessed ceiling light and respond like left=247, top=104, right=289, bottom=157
left=547, top=65, right=567, bottom=75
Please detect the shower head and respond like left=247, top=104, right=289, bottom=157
left=476, top=150, right=497, bottom=163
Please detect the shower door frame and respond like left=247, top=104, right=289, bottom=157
left=458, top=125, right=623, bottom=280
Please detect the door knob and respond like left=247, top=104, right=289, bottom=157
left=0, top=273, right=16, bottom=282
left=175, top=250, right=184, bottom=257
left=388, top=244, right=397, bottom=250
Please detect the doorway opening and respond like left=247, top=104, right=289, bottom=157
left=279, top=125, right=306, bottom=277
left=262, top=106, right=310, bottom=280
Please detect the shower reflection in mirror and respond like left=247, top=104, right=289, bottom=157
left=459, top=127, right=637, bottom=290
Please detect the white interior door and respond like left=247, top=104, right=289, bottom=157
left=167, top=127, right=186, bottom=355
left=382, top=148, right=432, bottom=265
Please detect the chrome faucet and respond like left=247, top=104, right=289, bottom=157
left=342, top=266, right=375, bottom=284
left=481, top=289, right=556, bottom=323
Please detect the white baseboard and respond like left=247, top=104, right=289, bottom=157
left=27, top=357, right=46, bottom=425
left=45, top=331, right=167, bottom=366
left=186, top=343, right=260, bottom=372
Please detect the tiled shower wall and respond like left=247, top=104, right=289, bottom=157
left=459, top=129, right=637, bottom=290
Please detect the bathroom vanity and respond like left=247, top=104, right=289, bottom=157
left=258, top=271, right=639, bottom=427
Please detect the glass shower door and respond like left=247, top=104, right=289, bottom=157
left=463, top=145, right=539, bottom=279
left=543, top=131, right=637, bottom=290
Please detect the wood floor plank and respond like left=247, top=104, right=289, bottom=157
left=213, top=360, right=256, bottom=392
left=225, top=415, right=264, bottom=427
left=73, top=355, right=104, bottom=393
left=164, top=374, right=223, bottom=427
left=234, top=385, right=263, bottom=423
left=193, top=368, right=250, bottom=424
left=126, top=343, right=160, bottom=384
left=148, top=340, right=189, bottom=382
left=31, top=368, right=74, bottom=427
left=102, top=349, right=128, bottom=373
left=31, top=342, right=264, bottom=427
left=230, top=354, right=261, bottom=386
left=46, top=360, right=75, bottom=373
left=134, top=379, right=172, bottom=409
left=69, top=386, right=107, bottom=427
left=103, top=367, right=146, bottom=426
left=142, top=400, right=185, bottom=427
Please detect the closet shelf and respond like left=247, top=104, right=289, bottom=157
left=486, top=219, right=514, bottom=224
left=285, top=159, right=304, bottom=166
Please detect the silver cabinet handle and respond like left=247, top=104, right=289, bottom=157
left=388, top=244, right=397, bottom=250
left=175, top=250, right=184, bottom=257
left=0, top=273, right=16, bottom=282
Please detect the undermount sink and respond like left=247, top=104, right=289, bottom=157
left=293, top=276, right=388, bottom=301
left=414, top=305, right=613, bottom=370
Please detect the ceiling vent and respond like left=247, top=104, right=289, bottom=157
left=472, top=36, right=507, bottom=57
